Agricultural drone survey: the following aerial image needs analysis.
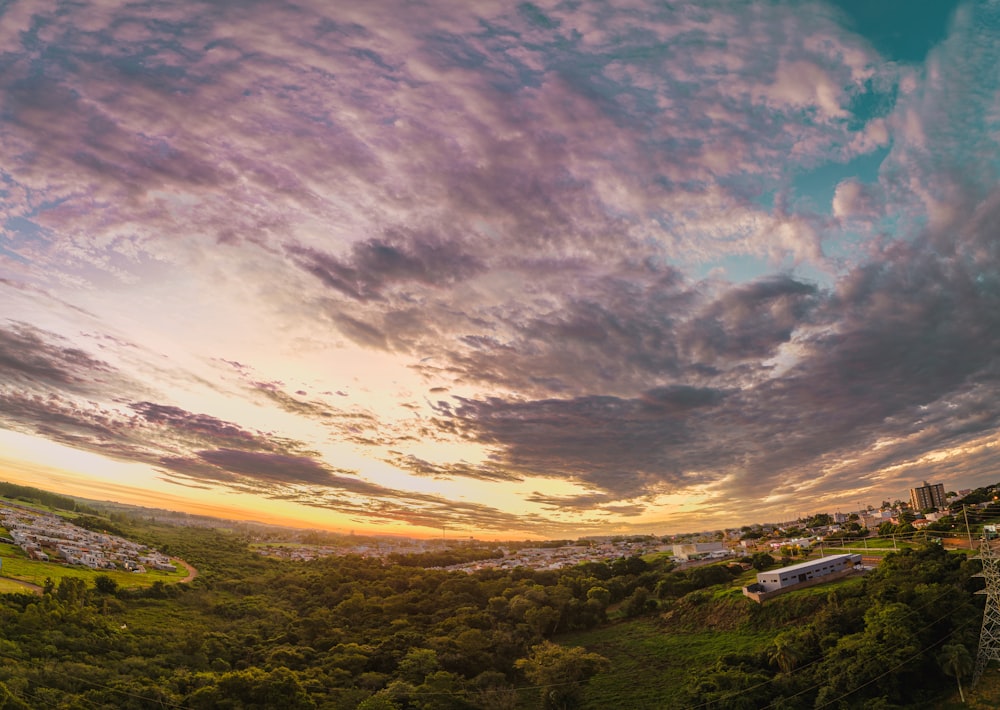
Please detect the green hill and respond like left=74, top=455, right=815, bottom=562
left=0, top=492, right=989, bottom=708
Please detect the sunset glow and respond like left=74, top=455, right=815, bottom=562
left=1, top=0, right=997, bottom=537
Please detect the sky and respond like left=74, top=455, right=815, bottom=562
left=1, top=0, right=999, bottom=539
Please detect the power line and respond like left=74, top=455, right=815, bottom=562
left=682, top=576, right=966, bottom=710
left=0, top=648, right=189, bottom=709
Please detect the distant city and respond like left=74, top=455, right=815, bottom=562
left=0, top=479, right=987, bottom=578
left=0, top=500, right=174, bottom=573
left=246, top=481, right=987, bottom=573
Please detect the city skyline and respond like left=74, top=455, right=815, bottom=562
left=2, top=1, right=999, bottom=538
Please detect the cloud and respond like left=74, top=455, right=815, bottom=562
left=421, top=191, right=1000, bottom=519
left=195, top=449, right=335, bottom=485
left=681, top=276, right=820, bottom=365
left=130, top=402, right=268, bottom=449
left=0, top=321, right=115, bottom=392
left=288, top=236, right=484, bottom=303
left=832, top=179, right=883, bottom=220
left=0, top=0, right=889, bottom=293
left=2, top=0, right=1000, bottom=534
left=386, top=452, right=524, bottom=483
left=0, top=321, right=553, bottom=532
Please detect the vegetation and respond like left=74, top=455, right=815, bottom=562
left=0, top=491, right=993, bottom=707
left=560, top=544, right=985, bottom=709
left=0, top=483, right=99, bottom=515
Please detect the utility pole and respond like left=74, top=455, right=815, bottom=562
left=965, top=504, right=974, bottom=549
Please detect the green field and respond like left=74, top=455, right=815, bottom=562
left=0, top=577, right=35, bottom=594
left=0, top=542, right=188, bottom=590
left=560, top=617, right=773, bottom=709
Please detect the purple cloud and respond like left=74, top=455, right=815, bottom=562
left=2, top=0, right=999, bottom=535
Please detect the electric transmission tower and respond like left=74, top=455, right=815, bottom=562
left=973, top=534, right=1000, bottom=687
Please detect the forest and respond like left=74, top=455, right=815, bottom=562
left=0, top=490, right=989, bottom=709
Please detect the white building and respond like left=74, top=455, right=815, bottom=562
left=752, top=553, right=862, bottom=593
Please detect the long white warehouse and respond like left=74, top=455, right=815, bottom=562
left=754, top=553, right=862, bottom=592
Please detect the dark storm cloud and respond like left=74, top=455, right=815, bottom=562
left=526, top=492, right=613, bottom=510
left=0, top=385, right=347, bottom=493
left=158, top=453, right=547, bottom=534
left=600, top=504, right=647, bottom=517
left=248, top=381, right=336, bottom=420
left=638, top=385, right=728, bottom=415
left=408, top=259, right=702, bottom=396
left=0, top=390, right=139, bottom=452
left=0, top=322, right=347, bottom=491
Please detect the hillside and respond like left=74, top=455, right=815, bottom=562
left=560, top=549, right=984, bottom=709
left=0, top=499, right=988, bottom=708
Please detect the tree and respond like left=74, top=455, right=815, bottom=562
left=398, top=648, right=439, bottom=684
left=356, top=693, right=400, bottom=710
left=55, top=576, right=88, bottom=607
left=94, top=575, right=118, bottom=595
left=806, top=513, right=833, bottom=528
left=815, top=602, right=921, bottom=706
left=938, top=642, right=973, bottom=703
left=623, top=587, right=653, bottom=617
left=515, top=641, right=609, bottom=710
left=0, top=681, right=30, bottom=710
left=751, top=552, right=774, bottom=571
left=585, top=586, right=611, bottom=608
left=768, top=632, right=804, bottom=674
left=187, top=667, right=316, bottom=709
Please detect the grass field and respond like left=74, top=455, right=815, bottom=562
left=0, top=577, right=35, bottom=594
left=0, top=542, right=189, bottom=590
left=559, top=616, right=773, bottom=709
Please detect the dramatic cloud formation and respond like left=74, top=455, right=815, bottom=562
left=1, top=0, right=997, bottom=536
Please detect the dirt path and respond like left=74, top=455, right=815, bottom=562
left=174, top=557, right=198, bottom=583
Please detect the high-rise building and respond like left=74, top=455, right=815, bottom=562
left=910, top=481, right=946, bottom=511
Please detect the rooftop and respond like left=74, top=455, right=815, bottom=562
left=765, top=553, right=858, bottom=574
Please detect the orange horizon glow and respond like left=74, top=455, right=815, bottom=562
left=0, top=454, right=539, bottom=540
